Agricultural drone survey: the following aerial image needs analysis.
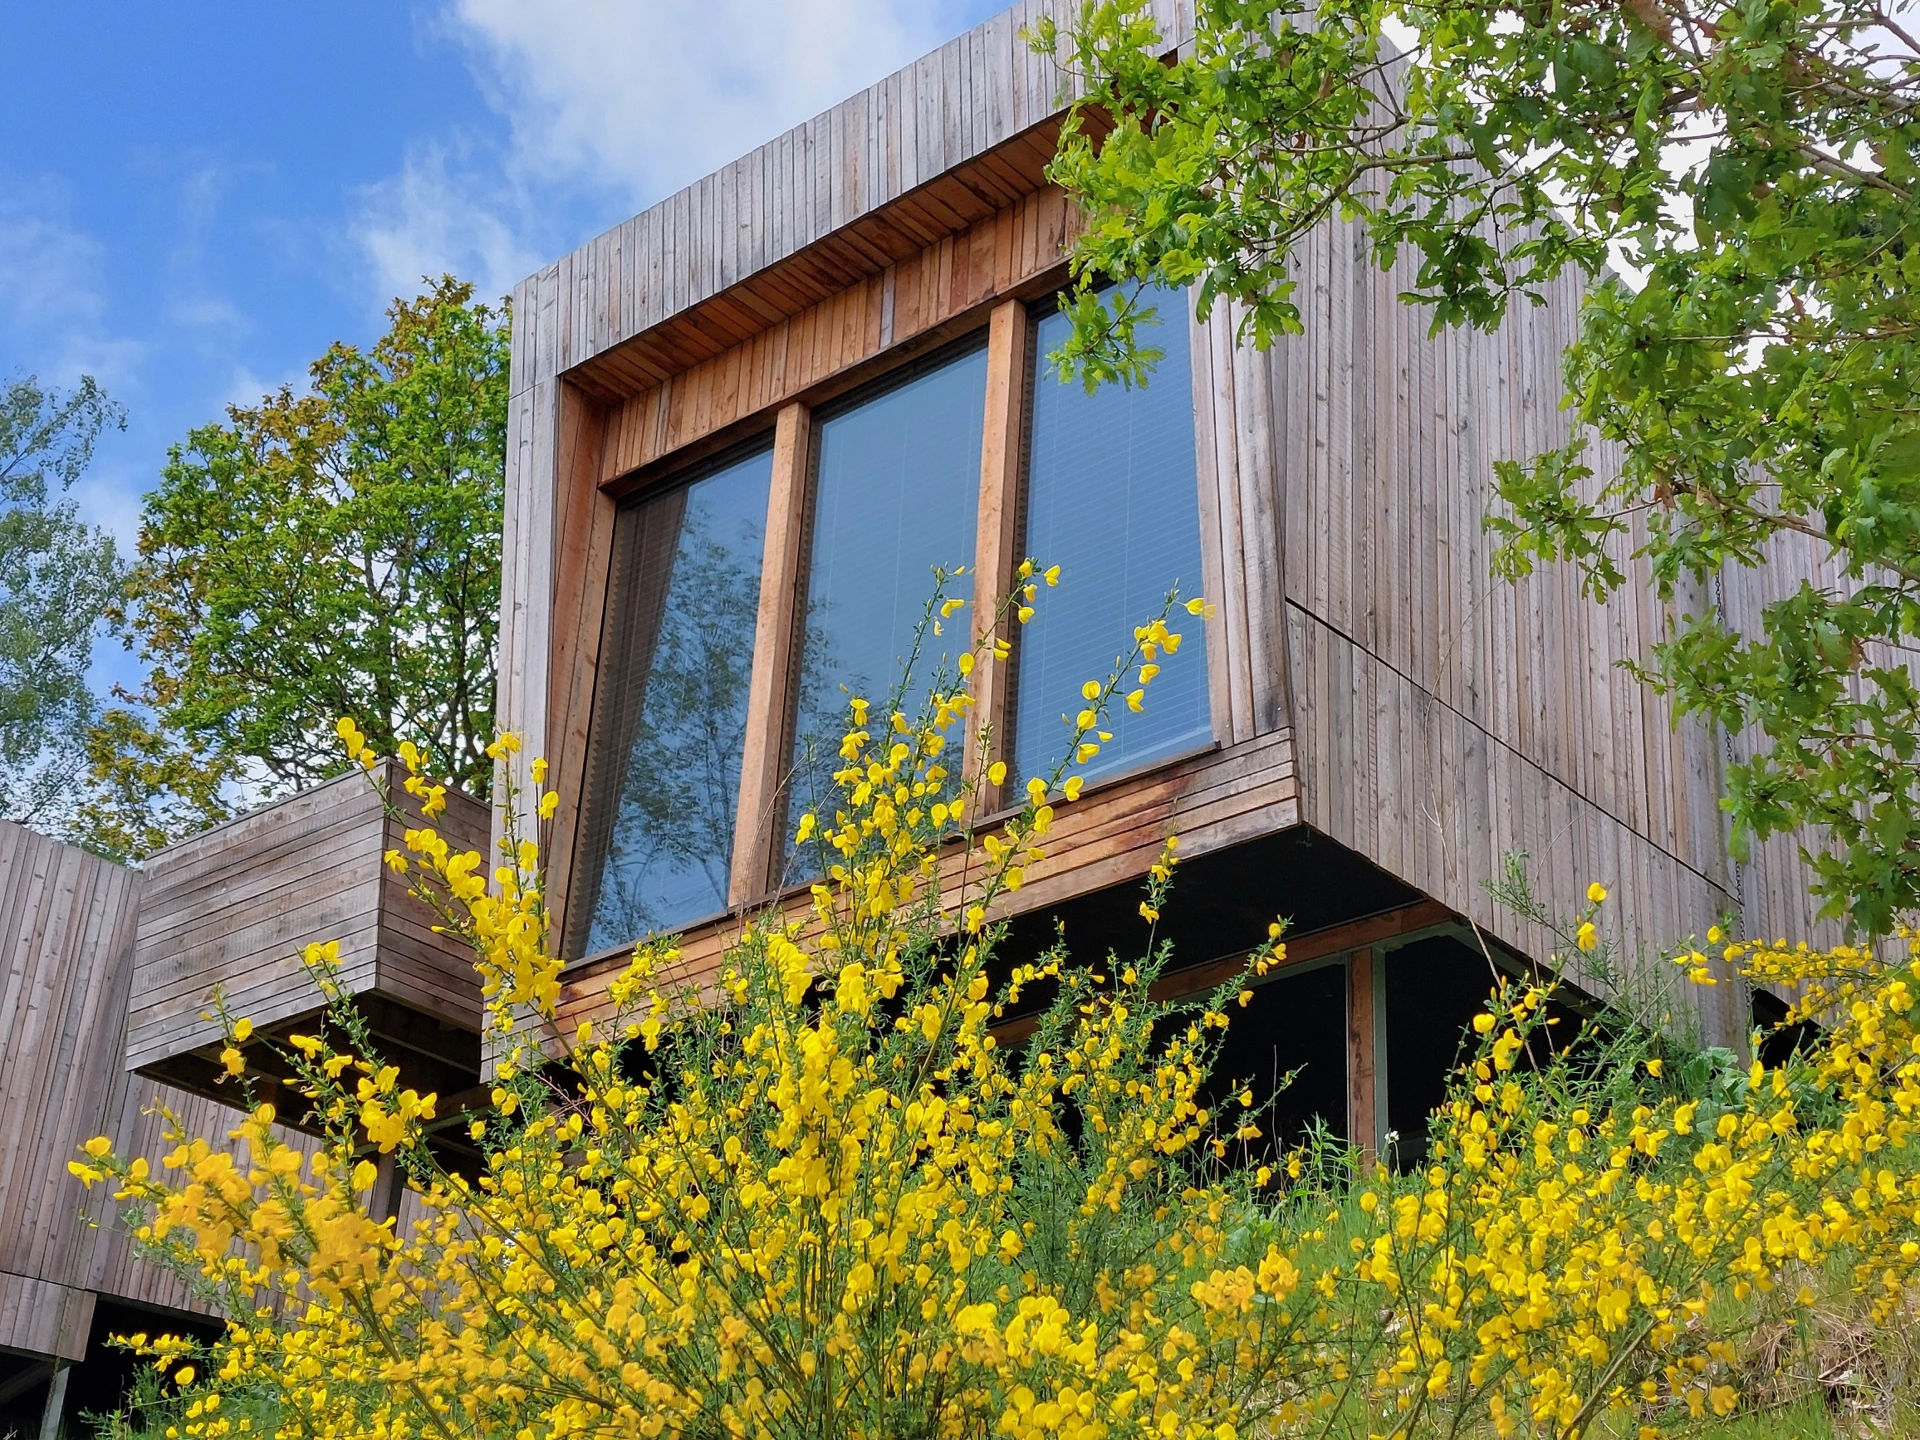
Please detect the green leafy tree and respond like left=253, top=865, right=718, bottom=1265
left=1042, top=0, right=1920, bottom=931
left=93, top=277, right=508, bottom=856
left=0, top=374, right=124, bottom=831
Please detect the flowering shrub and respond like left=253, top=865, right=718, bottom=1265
left=74, top=570, right=1920, bottom=1438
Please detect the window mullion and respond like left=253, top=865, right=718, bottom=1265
left=1347, top=945, right=1383, bottom=1160
left=965, top=298, right=1031, bottom=813
left=729, top=400, right=812, bottom=907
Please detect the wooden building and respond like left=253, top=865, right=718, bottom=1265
left=0, top=1, right=1838, bottom=1432
left=0, top=766, right=485, bottom=1435
left=495, top=0, right=1823, bottom=1166
left=125, top=761, right=489, bottom=1112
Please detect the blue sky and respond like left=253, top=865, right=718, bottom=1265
left=4, top=0, right=1004, bottom=696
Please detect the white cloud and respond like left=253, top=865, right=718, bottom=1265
left=0, top=177, right=143, bottom=385
left=352, top=139, right=545, bottom=309
left=348, top=0, right=991, bottom=314
left=443, top=0, right=954, bottom=208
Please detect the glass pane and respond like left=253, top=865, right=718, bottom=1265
left=1014, top=284, right=1209, bottom=787
left=787, top=343, right=988, bottom=850
left=575, top=447, right=772, bottom=955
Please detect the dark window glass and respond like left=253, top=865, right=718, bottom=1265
left=1383, top=935, right=1588, bottom=1168
left=1207, top=959, right=1350, bottom=1158
left=786, top=342, right=987, bottom=850
left=1384, top=936, right=1492, bottom=1168
left=571, top=446, right=772, bottom=956
left=1014, top=285, right=1209, bottom=787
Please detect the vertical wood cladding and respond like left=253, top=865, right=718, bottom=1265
left=1716, top=529, right=1897, bottom=953
left=501, top=0, right=1819, bottom=1055
left=1264, top=216, right=1741, bottom=1033
left=0, top=824, right=138, bottom=1360
left=82, top=1071, right=313, bottom=1317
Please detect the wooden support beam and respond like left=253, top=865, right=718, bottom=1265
left=370, top=1152, right=406, bottom=1225
left=543, top=382, right=614, bottom=952
left=36, top=1365, right=67, bottom=1440
left=1139, top=897, right=1452, bottom=1004
left=729, top=401, right=812, bottom=907
left=987, top=896, right=1452, bottom=1050
left=1347, top=947, right=1378, bottom=1161
left=964, top=298, right=1032, bottom=812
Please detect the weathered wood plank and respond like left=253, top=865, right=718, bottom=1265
left=126, top=764, right=488, bottom=1081
left=1284, top=606, right=1740, bottom=1040
left=729, top=402, right=814, bottom=908
left=556, top=727, right=1300, bottom=1036
left=599, top=188, right=1079, bottom=485
left=1347, top=948, right=1376, bottom=1156
left=966, top=297, right=1031, bottom=809
left=0, top=824, right=140, bottom=1361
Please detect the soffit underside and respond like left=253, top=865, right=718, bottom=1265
left=564, top=120, right=1070, bottom=405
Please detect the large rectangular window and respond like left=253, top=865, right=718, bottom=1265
left=1013, top=285, right=1209, bottom=787
left=569, top=445, right=773, bottom=957
left=784, top=342, right=988, bottom=854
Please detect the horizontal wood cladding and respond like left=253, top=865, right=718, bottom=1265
left=514, top=0, right=1193, bottom=396
left=599, top=185, right=1079, bottom=486
left=125, top=763, right=490, bottom=1093
left=0, top=823, right=140, bottom=1361
left=547, top=728, right=1299, bottom=1037
left=1286, top=608, right=1746, bottom=1045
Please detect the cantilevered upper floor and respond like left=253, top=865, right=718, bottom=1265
left=493, top=0, right=1792, bottom=1071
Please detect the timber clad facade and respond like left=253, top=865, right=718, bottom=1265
left=0, top=0, right=1829, bottom=1431
left=501, top=0, right=1799, bottom=1097
left=0, top=774, right=484, bottom=1431
left=127, top=761, right=489, bottom=1107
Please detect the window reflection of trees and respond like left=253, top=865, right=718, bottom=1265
left=584, top=500, right=764, bottom=954
left=781, top=577, right=971, bottom=888
left=780, top=596, right=860, bottom=886
left=778, top=342, right=987, bottom=883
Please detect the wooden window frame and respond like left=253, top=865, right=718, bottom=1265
left=570, top=283, right=1227, bottom=962
left=561, top=427, right=785, bottom=958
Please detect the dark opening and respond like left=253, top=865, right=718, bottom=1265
left=39, top=1299, right=224, bottom=1437
left=997, top=826, right=1422, bottom=989
left=1384, top=934, right=1505, bottom=1169
left=1205, top=960, right=1350, bottom=1157
left=1752, top=987, right=1821, bottom=1069
left=1384, top=933, right=1596, bottom=1168
left=0, top=1352, right=56, bottom=1435
left=990, top=826, right=1419, bottom=1160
